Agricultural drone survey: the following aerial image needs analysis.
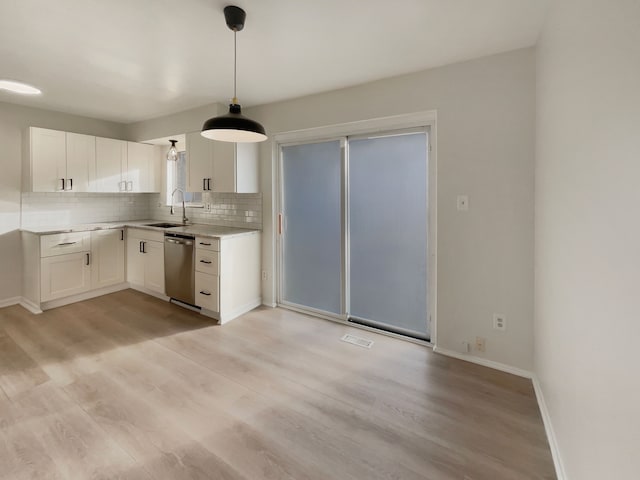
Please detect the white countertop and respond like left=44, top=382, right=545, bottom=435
left=21, top=220, right=260, bottom=239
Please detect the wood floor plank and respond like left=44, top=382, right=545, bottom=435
left=0, top=290, right=556, bottom=480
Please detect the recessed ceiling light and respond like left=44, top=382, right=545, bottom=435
left=0, top=80, right=42, bottom=95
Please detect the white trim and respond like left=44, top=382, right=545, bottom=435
left=272, top=110, right=438, bottom=144
left=0, top=296, right=21, bottom=308
left=532, top=375, right=568, bottom=480
left=262, top=301, right=277, bottom=308
left=433, top=346, right=533, bottom=379
left=219, top=297, right=262, bottom=324
left=19, top=298, right=43, bottom=314
left=129, top=284, right=170, bottom=302
left=41, top=283, right=129, bottom=310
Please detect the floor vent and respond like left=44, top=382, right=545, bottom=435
left=341, top=334, right=374, bottom=349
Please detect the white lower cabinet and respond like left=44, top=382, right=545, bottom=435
left=126, top=228, right=165, bottom=295
left=195, top=233, right=261, bottom=323
left=91, top=229, right=125, bottom=289
left=41, top=251, right=92, bottom=302
left=22, top=229, right=128, bottom=310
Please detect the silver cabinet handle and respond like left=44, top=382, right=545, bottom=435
left=57, top=241, right=77, bottom=246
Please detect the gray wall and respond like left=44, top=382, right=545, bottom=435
left=247, top=48, right=535, bottom=370
left=535, top=0, right=640, bottom=477
left=0, top=101, right=126, bottom=300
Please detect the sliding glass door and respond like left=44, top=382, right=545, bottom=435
left=279, top=130, right=430, bottom=339
left=280, top=140, right=343, bottom=315
left=348, top=132, right=429, bottom=339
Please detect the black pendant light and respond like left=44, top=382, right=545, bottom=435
left=201, top=6, right=267, bottom=143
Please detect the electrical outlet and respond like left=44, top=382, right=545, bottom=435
left=475, top=336, right=486, bottom=353
left=261, top=270, right=268, bottom=281
left=461, top=341, right=471, bottom=353
left=493, top=313, right=507, bottom=331
left=206, top=203, right=212, bottom=212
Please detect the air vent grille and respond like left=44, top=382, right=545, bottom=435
left=341, top=334, right=374, bottom=349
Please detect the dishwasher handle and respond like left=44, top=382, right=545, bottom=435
left=165, top=238, right=193, bottom=246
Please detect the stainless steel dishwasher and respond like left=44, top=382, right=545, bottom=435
left=164, top=233, right=195, bottom=306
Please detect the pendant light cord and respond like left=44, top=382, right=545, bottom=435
left=233, top=30, right=237, bottom=103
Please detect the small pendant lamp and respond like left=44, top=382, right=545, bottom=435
left=166, top=139, right=179, bottom=161
left=201, top=6, right=267, bottom=143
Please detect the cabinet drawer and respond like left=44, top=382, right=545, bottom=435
left=41, top=232, right=91, bottom=257
left=127, top=228, right=164, bottom=243
left=195, top=237, right=219, bottom=252
left=195, top=251, right=219, bottom=275
left=195, top=272, right=219, bottom=311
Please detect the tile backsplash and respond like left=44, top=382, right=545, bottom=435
left=21, top=192, right=263, bottom=230
left=149, top=192, right=262, bottom=230
left=21, top=192, right=152, bottom=228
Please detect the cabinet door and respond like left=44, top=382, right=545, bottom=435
left=126, top=142, right=157, bottom=192
left=31, top=128, right=66, bottom=192
left=66, top=132, right=95, bottom=192
left=235, top=142, right=259, bottom=193
left=91, top=229, right=125, bottom=289
left=126, top=236, right=145, bottom=286
left=96, top=137, right=126, bottom=192
left=144, top=240, right=165, bottom=294
left=41, top=252, right=91, bottom=302
left=186, top=132, right=212, bottom=192
left=211, top=141, right=236, bottom=192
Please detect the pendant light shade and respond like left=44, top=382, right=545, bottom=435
left=201, top=6, right=267, bottom=143
left=166, top=139, right=179, bottom=161
left=201, top=104, right=266, bottom=142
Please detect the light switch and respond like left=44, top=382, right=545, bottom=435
left=457, top=195, right=469, bottom=211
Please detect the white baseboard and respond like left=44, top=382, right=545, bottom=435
left=432, top=346, right=533, bottom=379
left=532, top=375, right=567, bottom=480
left=19, top=297, right=43, bottom=314
left=0, top=296, right=21, bottom=308
left=262, top=301, right=277, bottom=308
left=219, top=297, right=262, bottom=324
left=129, top=284, right=170, bottom=302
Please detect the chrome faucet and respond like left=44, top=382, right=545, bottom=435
left=170, top=188, right=189, bottom=224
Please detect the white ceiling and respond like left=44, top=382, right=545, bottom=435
left=0, top=0, right=549, bottom=124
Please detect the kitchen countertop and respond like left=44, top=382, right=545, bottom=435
left=21, top=220, right=261, bottom=239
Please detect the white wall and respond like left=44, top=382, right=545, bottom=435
left=247, top=48, right=536, bottom=370
left=0, top=101, right=126, bottom=301
left=535, top=0, right=640, bottom=478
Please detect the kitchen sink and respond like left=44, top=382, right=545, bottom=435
left=143, top=222, right=185, bottom=228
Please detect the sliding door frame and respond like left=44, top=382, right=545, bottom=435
left=274, top=111, right=438, bottom=346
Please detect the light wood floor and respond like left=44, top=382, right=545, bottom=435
left=0, top=289, right=555, bottom=479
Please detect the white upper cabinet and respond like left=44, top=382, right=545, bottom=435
left=95, top=137, right=127, bottom=192
left=126, top=142, right=160, bottom=193
left=24, top=128, right=98, bottom=193
left=184, top=131, right=258, bottom=193
left=186, top=131, right=213, bottom=192
left=27, top=127, right=66, bottom=192
left=66, top=132, right=96, bottom=192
